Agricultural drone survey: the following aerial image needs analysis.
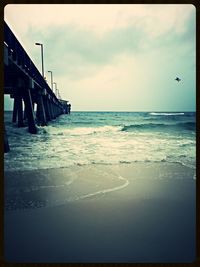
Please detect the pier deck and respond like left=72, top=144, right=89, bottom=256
left=4, top=22, right=71, bottom=152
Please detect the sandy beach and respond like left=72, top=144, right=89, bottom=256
left=4, top=162, right=196, bottom=263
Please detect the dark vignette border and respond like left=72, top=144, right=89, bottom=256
left=0, top=0, right=199, bottom=267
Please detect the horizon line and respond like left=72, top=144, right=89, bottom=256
left=4, top=109, right=196, bottom=113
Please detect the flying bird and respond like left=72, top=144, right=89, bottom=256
left=175, top=77, right=181, bottom=82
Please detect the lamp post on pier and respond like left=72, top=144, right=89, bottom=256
left=58, top=89, right=61, bottom=99
left=48, top=71, right=53, bottom=93
left=53, top=82, right=56, bottom=97
left=35, top=42, right=44, bottom=78
left=53, top=82, right=58, bottom=98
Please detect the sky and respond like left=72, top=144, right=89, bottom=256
left=4, top=4, right=196, bottom=111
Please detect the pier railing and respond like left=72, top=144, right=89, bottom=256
left=4, top=21, right=71, bottom=152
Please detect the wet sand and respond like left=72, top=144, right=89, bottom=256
left=4, top=162, right=196, bottom=263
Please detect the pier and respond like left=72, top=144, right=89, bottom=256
left=4, top=22, right=71, bottom=152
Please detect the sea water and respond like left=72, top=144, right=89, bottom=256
left=4, top=111, right=196, bottom=172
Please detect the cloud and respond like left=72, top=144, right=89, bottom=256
left=24, top=23, right=144, bottom=78
left=5, top=4, right=195, bottom=59
left=22, top=6, right=194, bottom=82
left=4, top=4, right=195, bottom=111
left=5, top=4, right=194, bottom=35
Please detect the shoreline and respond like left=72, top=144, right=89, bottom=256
left=4, top=162, right=196, bottom=262
left=4, top=162, right=195, bottom=210
left=4, top=159, right=196, bottom=175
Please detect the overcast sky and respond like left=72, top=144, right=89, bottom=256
left=4, top=4, right=196, bottom=111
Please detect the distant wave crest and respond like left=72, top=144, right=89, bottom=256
left=121, top=122, right=196, bottom=132
left=149, top=112, right=185, bottom=116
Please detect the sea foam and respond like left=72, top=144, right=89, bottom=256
left=4, top=111, right=196, bottom=172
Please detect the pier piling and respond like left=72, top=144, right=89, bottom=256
left=36, top=93, right=47, bottom=126
left=4, top=126, right=10, bottom=153
left=12, top=97, right=18, bottom=123
left=4, top=21, right=71, bottom=152
left=16, top=94, right=24, bottom=127
left=44, top=98, right=51, bottom=121
left=23, top=88, right=37, bottom=134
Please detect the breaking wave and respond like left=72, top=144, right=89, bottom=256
left=149, top=112, right=185, bottom=116
left=4, top=111, right=196, bottom=172
left=121, top=122, right=196, bottom=132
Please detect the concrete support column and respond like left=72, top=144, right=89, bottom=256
left=16, top=94, right=24, bottom=127
left=55, top=105, right=58, bottom=118
left=12, top=97, right=18, bottom=123
left=55, top=105, right=57, bottom=117
left=50, top=102, right=55, bottom=119
left=23, top=88, right=37, bottom=134
left=51, top=103, right=55, bottom=119
left=48, top=99, right=53, bottom=119
left=36, top=93, right=47, bottom=126
left=48, top=99, right=52, bottom=120
left=55, top=105, right=58, bottom=117
left=24, top=105, right=28, bottom=121
left=15, top=79, right=25, bottom=127
left=4, top=125, right=10, bottom=153
left=44, top=97, right=51, bottom=121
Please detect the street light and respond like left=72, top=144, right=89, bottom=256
left=48, top=71, right=53, bottom=92
left=35, top=42, right=44, bottom=78
left=53, top=82, right=58, bottom=98
left=58, top=90, right=61, bottom=99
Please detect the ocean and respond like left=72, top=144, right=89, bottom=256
left=4, top=111, right=196, bottom=263
left=4, top=111, right=196, bottom=174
